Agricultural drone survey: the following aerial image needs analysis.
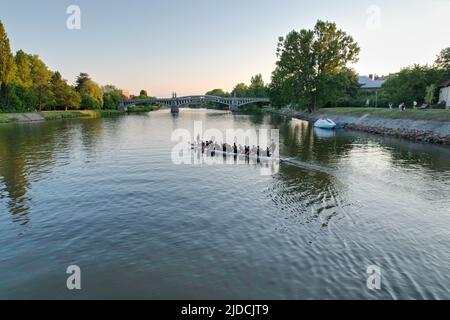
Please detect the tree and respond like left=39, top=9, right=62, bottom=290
left=435, top=47, right=450, bottom=70
left=14, top=50, right=32, bottom=88
left=139, top=89, right=148, bottom=97
left=49, top=72, right=81, bottom=111
left=205, top=88, right=229, bottom=97
left=425, top=84, right=437, bottom=105
left=76, top=73, right=103, bottom=109
left=382, top=65, right=444, bottom=105
left=270, top=20, right=360, bottom=111
left=249, top=74, right=267, bottom=97
left=231, top=83, right=249, bottom=97
left=27, top=54, right=53, bottom=111
left=0, top=20, right=15, bottom=87
left=103, top=85, right=123, bottom=109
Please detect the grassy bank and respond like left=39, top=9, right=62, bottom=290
left=0, top=109, right=144, bottom=124
left=126, top=105, right=161, bottom=113
left=0, top=114, right=11, bottom=123
left=41, top=110, right=125, bottom=119
left=317, top=108, right=450, bottom=121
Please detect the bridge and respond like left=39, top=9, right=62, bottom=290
left=119, top=94, right=270, bottom=113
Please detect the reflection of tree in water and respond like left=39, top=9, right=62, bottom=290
left=380, top=136, right=450, bottom=172
left=0, top=123, right=58, bottom=225
left=79, top=118, right=104, bottom=158
left=251, top=116, right=355, bottom=166
left=255, top=116, right=356, bottom=239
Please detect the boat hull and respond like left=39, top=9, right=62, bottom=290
left=314, top=119, right=336, bottom=130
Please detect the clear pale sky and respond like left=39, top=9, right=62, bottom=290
left=1, top=0, right=449, bottom=97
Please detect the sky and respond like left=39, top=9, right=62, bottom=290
left=0, top=0, right=449, bottom=97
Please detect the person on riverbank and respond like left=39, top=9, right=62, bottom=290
left=233, top=143, right=238, bottom=155
left=266, top=147, right=271, bottom=157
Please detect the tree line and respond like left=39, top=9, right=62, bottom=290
left=0, top=20, right=145, bottom=113
left=207, top=20, right=450, bottom=111
left=2, top=17, right=449, bottom=113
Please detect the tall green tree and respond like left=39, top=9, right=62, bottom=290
left=76, top=73, right=103, bottom=109
left=28, top=54, right=53, bottom=111
left=248, top=74, right=267, bottom=97
left=103, top=85, right=123, bottom=109
left=49, top=72, right=81, bottom=111
left=205, top=88, right=229, bottom=97
left=435, top=47, right=450, bottom=71
left=271, top=20, right=360, bottom=111
left=14, top=50, right=33, bottom=88
left=231, top=83, right=249, bottom=97
left=0, top=20, right=15, bottom=87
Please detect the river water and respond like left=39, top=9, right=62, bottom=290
left=0, top=109, right=449, bottom=299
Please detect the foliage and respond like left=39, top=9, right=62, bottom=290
left=205, top=88, right=230, bottom=97
left=103, top=85, right=123, bottom=110
left=231, top=83, right=249, bottom=97
left=270, top=20, right=360, bottom=111
left=0, top=20, right=15, bottom=87
left=425, top=84, right=437, bottom=105
left=381, top=65, right=446, bottom=105
left=435, top=47, right=450, bottom=71
left=248, top=74, right=267, bottom=98
left=76, top=73, right=103, bottom=109
left=49, top=72, right=81, bottom=110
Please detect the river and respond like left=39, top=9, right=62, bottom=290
left=0, top=109, right=449, bottom=299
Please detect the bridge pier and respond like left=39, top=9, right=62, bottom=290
left=118, top=103, right=128, bottom=112
left=171, top=105, right=179, bottom=114
left=229, top=104, right=239, bottom=113
left=171, top=101, right=179, bottom=114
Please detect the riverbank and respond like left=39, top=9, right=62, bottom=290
left=0, top=107, right=161, bottom=124
left=289, top=108, right=450, bottom=145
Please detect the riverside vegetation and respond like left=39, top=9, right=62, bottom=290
left=0, top=20, right=158, bottom=117
left=1, top=18, right=449, bottom=129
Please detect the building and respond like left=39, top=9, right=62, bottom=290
left=439, top=80, right=450, bottom=109
left=358, top=75, right=386, bottom=91
left=357, top=75, right=387, bottom=108
left=122, top=90, right=131, bottom=100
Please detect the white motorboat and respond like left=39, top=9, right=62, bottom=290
left=314, top=118, right=336, bottom=130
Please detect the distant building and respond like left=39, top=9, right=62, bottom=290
left=358, top=75, right=386, bottom=91
left=439, top=80, right=450, bottom=109
left=122, top=90, right=131, bottom=100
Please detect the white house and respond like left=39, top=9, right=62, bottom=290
left=439, top=80, right=450, bottom=109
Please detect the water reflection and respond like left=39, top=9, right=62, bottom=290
left=0, top=118, right=107, bottom=225
left=0, top=123, right=59, bottom=224
left=1, top=109, right=450, bottom=299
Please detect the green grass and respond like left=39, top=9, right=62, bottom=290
left=0, top=114, right=11, bottom=123
left=40, top=111, right=92, bottom=120
left=318, top=107, right=450, bottom=121
left=126, top=105, right=160, bottom=113
left=95, top=110, right=123, bottom=117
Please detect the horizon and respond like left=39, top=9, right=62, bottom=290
left=1, top=0, right=449, bottom=97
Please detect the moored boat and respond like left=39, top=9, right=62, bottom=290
left=314, top=118, right=336, bottom=130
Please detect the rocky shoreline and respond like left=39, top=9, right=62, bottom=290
left=274, top=110, right=450, bottom=145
